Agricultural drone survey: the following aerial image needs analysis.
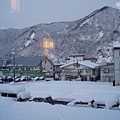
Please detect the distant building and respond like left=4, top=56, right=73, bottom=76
left=60, top=60, right=100, bottom=81
left=39, top=57, right=54, bottom=77
left=0, top=56, right=55, bottom=78
left=113, top=44, right=120, bottom=85
left=65, top=54, right=85, bottom=63
left=100, top=63, right=114, bottom=82
left=65, top=54, right=97, bottom=63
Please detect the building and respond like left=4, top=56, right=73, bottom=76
left=65, top=54, right=85, bottom=63
left=39, top=57, right=54, bottom=77
left=113, top=44, right=120, bottom=85
left=65, top=54, right=97, bottom=63
left=60, top=60, right=100, bottom=81
left=100, top=63, right=114, bottom=82
left=0, top=56, right=55, bottom=78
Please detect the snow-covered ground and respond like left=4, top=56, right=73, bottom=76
left=0, top=81, right=120, bottom=120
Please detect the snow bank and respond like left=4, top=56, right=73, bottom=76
left=105, top=95, right=120, bottom=109
left=0, top=85, right=26, bottom=94
left=17, top=91, right=31, bottom=99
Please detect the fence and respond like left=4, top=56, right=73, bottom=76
left=0, top=70, right=46, bottom=78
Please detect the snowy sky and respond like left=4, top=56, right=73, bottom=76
left=0, top=0, right=120, bottom=29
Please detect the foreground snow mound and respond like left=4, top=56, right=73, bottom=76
left=105, top=95, right=120, bottom=109
left=17, top=91, right=31, bottom=99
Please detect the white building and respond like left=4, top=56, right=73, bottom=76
left=60, top=60, right=100, bottom=81
left=65, top=54, right=97, bottom=63
left=65, top=54, right=85, bottom=63
left=113, top=44, right=120, bottom=85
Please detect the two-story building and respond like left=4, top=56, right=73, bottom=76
left=65, top=54, right=85, bottom=63
left=65, top=54, right=97, bottom=63
left=100, top=63, right=114, bottom=82
left=60, top=60, right=100, bottom=81
left=113, top=44, right=120, bottom=85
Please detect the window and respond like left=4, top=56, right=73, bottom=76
left=104, top=68, right=109, bottom=73
left=85, top=69, right=90, bottom=74
left=51, top=67, right=52, bottom=69
left=44, top=68, right=45, bottom=70
left=45, top=60, right=47, bottom=64
left=80, top=70, right=84, bottom=73
left=92, top=69, right=95, bottom=75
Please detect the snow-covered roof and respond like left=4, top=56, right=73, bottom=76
left=53, top=62, right=65, bottom=66
left=60, top=60, right=99, bottom=69
left=60, top=61, right=76, bottom=68
left=0, top=85, right=26, bottom=94
left=78, top=61, right=99, bottom=69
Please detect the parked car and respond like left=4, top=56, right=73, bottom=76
left=75, top=77, right=82, bottom=81
left=33, top=77, right=40, bottom=81
left=1, top=76, right=13, bottom=83
left=15, top=76, right=21, bottom=82
left=20, top=76, right=27, bottom=81
left=7, top=76, right=13, bottom=82
left=39, top=77, right=44, bottom=80
left=45, top=78, right=53, bottom=81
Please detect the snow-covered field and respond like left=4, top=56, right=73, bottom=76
left=0, top=81, right=120, bottom=120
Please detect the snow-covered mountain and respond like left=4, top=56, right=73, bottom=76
left=0, top=6, right=120, bottom=62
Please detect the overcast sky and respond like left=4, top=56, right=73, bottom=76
left=0, top=0, right=120, bottom=29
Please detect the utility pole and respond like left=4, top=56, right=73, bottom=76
left=12, top=50, right=16, bottom=82
left=13, top=56, right=15, bottom=82
left=77, top=59, right=79, bottom=77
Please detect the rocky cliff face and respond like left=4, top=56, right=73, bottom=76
left=0, top=6, right=120, bottom=63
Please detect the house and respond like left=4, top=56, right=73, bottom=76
left=39, top=57, right=54, bottom=77
left=65, top=54, right=85, bottom=63
left=100, top=63, right=114, bottom=82
left=53, top=62, right=64, bottom=80
left=65, top=54, right=97, bottom=63
left=0, top=56, right=55, bottom=78
left=113, top=44, right=120, bottom=85
left=60, top=60, right=100, bottom=81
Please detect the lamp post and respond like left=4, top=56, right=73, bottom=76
left=12, top=51, right=16, bottom=82
left=13, top=56, right=15, bottom=82
left=77, top=59, right=80, bottom=77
